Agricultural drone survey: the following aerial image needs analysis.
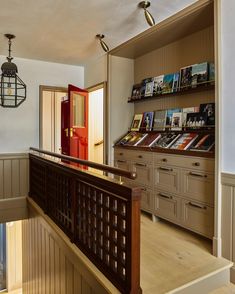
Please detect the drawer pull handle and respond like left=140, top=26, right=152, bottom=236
left=119, top=153, right=123, bottom=156
left=193, top=162, right=200, bottom=167
left=135, top=163, right=147, bottom=167
left=189, top=172, right=207, bottom=178
left=162, top=158, right=167, bottom=162
left=141, top=188, right=147, bottom=192
left=159, top=167, right=173, bottom=172
left=159, top=193, right=173, bottom=200
left=138, top=155, right=143, bottom=159
left=188, top=202, right=207, bottom=210
left=117, top=160, right=126, bottom=163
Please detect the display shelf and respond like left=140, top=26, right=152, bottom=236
left=128, top=83, right=215, bottom=103
left=114, top=145, right=215, bottom=158
left=136, top=127, right=215, bottom=133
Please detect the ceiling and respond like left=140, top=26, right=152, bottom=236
left=0, top=0, right=197, bottom=66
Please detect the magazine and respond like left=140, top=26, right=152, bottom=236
left=153, top=75, right=164, bottom=95
left=172, top=72, right=180, bottom=92
left=166, top=108, right=182, bottom=128
left=116, top=132, right=137, bottom=145
left=180, top=66, right=192, bottom=89
left=199, top=103, right=215, bottom=126
left=189, top=134, right=215, bottom=152
left=170, top=133, right=199, bottom=150
left=153, top=110, right=167, bottom=131
left=130, top=114, right=143, bottom=131
left=152, top=133, right=181, bottom=148
left=144, top=78, right=154, bottom=97
left=130, top=84, right=141, bottom=101
left=162, top=73, right=175, bottom=94
left=137, top=133, right=161, bottom=147
left=186, top=112, right=207, bottom=129
left=171, top=112, right=183, bottom=131
left=191, top=62, right=208, bottom=87
left=141, top=111, right=154, bottom=131
left=182, top=107, right=200, bottom=128
left=126, top=132, right=148, bottom=146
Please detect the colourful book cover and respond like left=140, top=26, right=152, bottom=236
left=126, top=132, right=148, bottom=146
left=137, top=133, right=161, bottom=147
left=171, top=112, right=183, bottom=131
left=170, top=133, right=198, bottom=150
left=191, top=62, right=208, bottom=87
left=180, top=66, right=192, bottom=89
left=166, top=108, right=182, bottom=128
left=130, top=114, right=143, bottom=131
left=153, top=75, right=164, bottom=95
left=153, top=110, right=167, bottom=131
left=162, top=73, right=175, bottom=94
left=141, top=111, right=154, bottom=131
left=190, top=134, right=215, bottom=152
left=152, top=133, right=181, bottom=148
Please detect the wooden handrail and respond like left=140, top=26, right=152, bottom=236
left=30, top=147, right=137, bottom=180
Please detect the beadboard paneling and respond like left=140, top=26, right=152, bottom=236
left=134, top=26, right=215, bottom=113
left=221, top=172, right=235, bottom=283
left=0, top=153, right=29, bottom=199
left=22, top=200, right=119, bottom=294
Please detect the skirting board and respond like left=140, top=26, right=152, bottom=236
left=230, top=266, right=235, bottom=284
left=0, top=197, right=28, bottom=223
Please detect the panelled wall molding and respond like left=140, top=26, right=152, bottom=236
left=0, top=153, right=29, bottom=222
left=23, top=199, right=119, bottom=294
left=221, top=172, right=235, bottom=283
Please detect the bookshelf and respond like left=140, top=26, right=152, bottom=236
left=108, top=0, right=216, bottom=238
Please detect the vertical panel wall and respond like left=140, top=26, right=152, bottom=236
left=22, top=203, right=119, bottom=294
left=221, top=173, right=235, bottom=282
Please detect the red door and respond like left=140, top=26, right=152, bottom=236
left=61, top=84, right=88, bottom=162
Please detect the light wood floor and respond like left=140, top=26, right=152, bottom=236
left=141, top=213, right=230, bottom=294
left=210, top=283, right=235, bottom=293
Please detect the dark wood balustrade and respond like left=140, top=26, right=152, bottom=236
left=28, top=150, right=142, bottom=294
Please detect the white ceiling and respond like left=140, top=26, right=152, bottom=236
left=0, top=0, right=197, bottom=66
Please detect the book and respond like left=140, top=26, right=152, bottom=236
left=144, top=78, right=154, bottom=97
left=171, top=112, right=183, bottom=131
left=199, top=103, right=215, bottom=126
left=182, top=107, right=200, bottom=128
left=116, top=132, right=137, bottom=146
left=137, top=133, right=161, bottom=147
left=172, top=72, right=180, bottom=92
left=209, top=62, right=215, bottom=83
left=141, top=111, right=154, bottom=131
left=170, top=133, right=199, bottom=150
left=153, top=75, right=164, bottom=95
left=180, top=66, right=192, bottom=89
left=126, top=132, right=148, bottom=146
left=152, top=133, right=181, bottom=148
left=166, top=108, right=182, bottom=129
left=153, top=110, right=167, bottom=131
left=130, top=114, right=143, bottom=131
left=186, top=112, right=207, bottom=129
left=191, top=62, right=208, bottom=87
left=130, top=84, right=141, bottom=101
left=189, top=134, right=215, bottom=152
left=162, top=73, right=175, bottom=94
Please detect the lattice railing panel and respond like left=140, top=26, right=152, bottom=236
left=29, top=154, right=141, bottom=294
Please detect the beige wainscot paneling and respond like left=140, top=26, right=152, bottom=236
left=221, top=172, right=235, bottom=283
left=0, top=153, right=29, bottom=199
left=6, top=221, right=22, bottom=292
left=0, top=153, right=28, bottom=223
left=22, top=200, right=120, bottom=294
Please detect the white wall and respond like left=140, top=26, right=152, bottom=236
left=84, top=55, right=107, bottom=88
left=221, top=0, right=235, bottom=173
left=0, top=56, right=84, bottom=153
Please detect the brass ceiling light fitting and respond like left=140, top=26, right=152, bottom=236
left=96, top=34, right=109, bottom=53
left=0, top=34, right=26, bottom=108
left=138, top=1, right=155, bottom=27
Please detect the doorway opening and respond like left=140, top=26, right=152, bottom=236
left=39, top=83, right=106, bottom=169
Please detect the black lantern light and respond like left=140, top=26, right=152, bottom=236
left=0, top=34, right=26, bottom=108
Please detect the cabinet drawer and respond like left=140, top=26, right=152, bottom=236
left=114, top=148, right=131, bottom=160
left=132, top=162, right=153, bottom=187
left=182, top=170, right=214, bottom=206
left=181, top=199, right=214, bottom=238
left=154, top=165, right=180, bottom=193
left=129, top=150, right=153, bottom=163
left=140, top=186, right=153, bottom=213
left=154, top=153, right=214, bottom=172
left=154, top=190, right=181, bottom=222
left=114, top=159, right=131, bottom=171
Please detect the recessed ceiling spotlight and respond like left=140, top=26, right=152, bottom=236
left=96, top=34, right=109, bottom=53
left=138, top=1, right=155, bottom=27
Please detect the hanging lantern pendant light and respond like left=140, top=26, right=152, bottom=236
left=0, top=34, right=26, bottom=108
left=96, top=34, right=109, bottom=53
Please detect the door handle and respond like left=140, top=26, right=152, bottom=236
left=94, top=140, right=104, bottom=147
left=159, top=167, right=173, bottom=172
left=189, top=172, right=207, bottom=178
left=188, top=202, right=207, bottom=210
left=64, top=128, right=69, bottom=137
left=158, top=193, right=173, bottom=200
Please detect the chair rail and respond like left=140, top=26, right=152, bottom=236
left=30, top=147, right=137, bottom=180
left=29, top=153, right=142, bottom=294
